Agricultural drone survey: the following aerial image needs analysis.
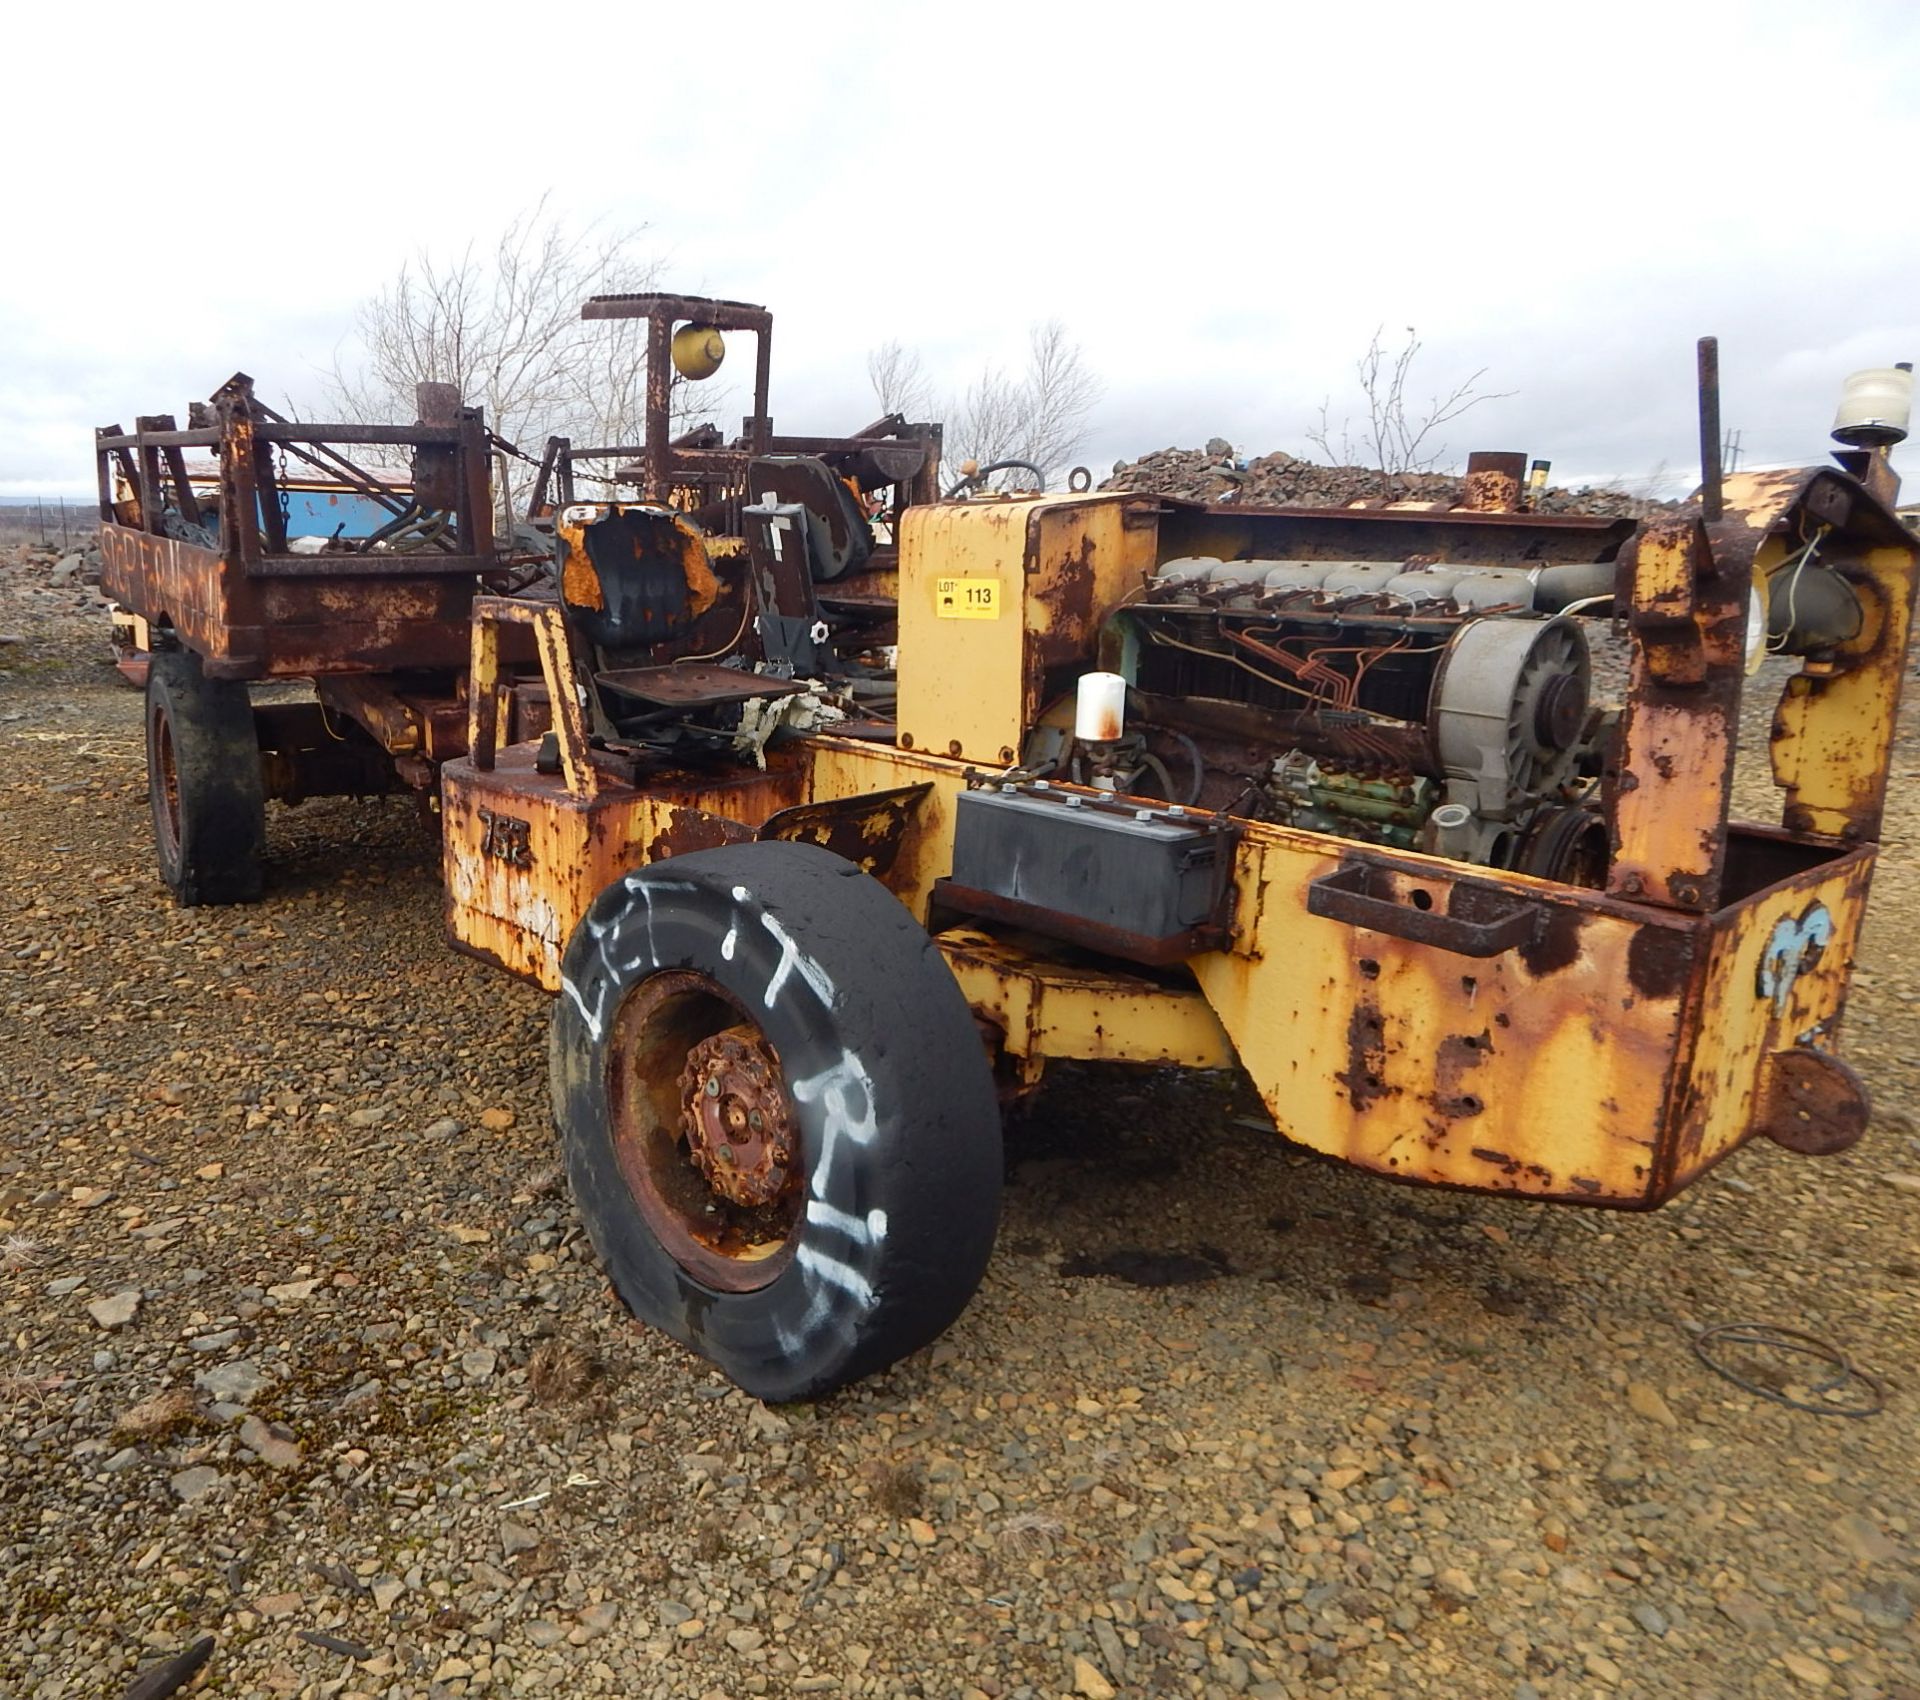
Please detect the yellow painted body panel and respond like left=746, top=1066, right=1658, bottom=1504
left=896, top=500, right=1031, bottom=762
left=1192, top=825, right=1687, bottom=1202
left=443, top=475, right=1907, bottom=1212
left=1773, top=542, right=1915, bottom=836
left=937, top=927, right=1233, bottom=1068
left=1670, top=845, right=1874, bottom=1179
left=896, top=494, right=1157, bottom=765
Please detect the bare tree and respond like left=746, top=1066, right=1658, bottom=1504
left=871, top=320, right=1102, bottom=489
left=866, top=339, right=935, bottom=420
left=1017, top=320, right=1104, bottom=479
left=321, top=198, right=683, bottom=516
left=949, top=321, right=1103, bottom=486
left=1308, top=326, right=1512, bottom=492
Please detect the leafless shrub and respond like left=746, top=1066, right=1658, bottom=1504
left=995, top=1511, right=1067, bottom=1555
left=950, top=321, right=1103, bottom=488
left=0, top=1373, right=65, bottom=1418
left=0, top=1234, right=48, bottom=1269
left=866, top=1459, right=925, bottom=1517
left=526, top=1339, right=601, bottom=1407
left=1308, top=325, right=1513, bottom=494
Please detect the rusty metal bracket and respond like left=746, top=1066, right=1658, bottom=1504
left=759, top=784, right=931, bottom=879
left=1307, top=859, right=1542, bottom=958
left=1605, top=516, right=1752, bottom=913
left=469, top=596, right=598, bottom=798
left=1753, top=1046, right=1870, bottom=1155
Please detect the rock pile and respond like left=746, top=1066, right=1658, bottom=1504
left=1102, top=445, right=1678, bottom=520
left=3, top=538, right=104, bottom=588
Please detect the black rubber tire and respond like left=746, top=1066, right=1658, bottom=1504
left=145, top=650, right=266, bottom=906
left=550, top=840, right=1002, bottom=1401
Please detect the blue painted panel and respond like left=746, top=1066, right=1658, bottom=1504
left=273, top=489, right=404, bottom=539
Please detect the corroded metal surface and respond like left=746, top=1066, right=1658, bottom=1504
left=760, top=784, right=930, bottom=880
left=1605, top=516, right=1747, bottom=912
left=445, top=453, right=1913, bottom=1213
left=934, top=927, right=1233, bottom=1068
left=1754, top=1047, right=1870, bottom=1156
left=679, top=1025, right=797, bottom=1207
left=95, top=374, right=510, bottom=681
left=98, top=526, right=481, bottom=678
left=605, top=971, right=799, bottom=1293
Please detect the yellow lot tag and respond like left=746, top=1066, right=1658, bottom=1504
left=936, top=577, right=1000, bottom=619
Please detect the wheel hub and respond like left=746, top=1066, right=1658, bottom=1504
left=677, top=1025, right=796, bottom=1208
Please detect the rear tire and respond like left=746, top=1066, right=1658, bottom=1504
left=145, top=650, right=265, bottom=906
left=550, top=840, right=1002, bottom=1401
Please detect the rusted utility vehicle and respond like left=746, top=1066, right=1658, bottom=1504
left=443, top=343, right=1917, bottom=1400
left=112, top=320, right=1918, bottom=1402
left=94, top=375, right=538, bottom=901
left=95, top=294, right=941, bottom=903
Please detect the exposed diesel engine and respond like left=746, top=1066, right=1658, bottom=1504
left=1028, top=555, right=1619, bottom=885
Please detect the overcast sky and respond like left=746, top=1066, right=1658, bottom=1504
left=3, top=1, right=1915, bottom=500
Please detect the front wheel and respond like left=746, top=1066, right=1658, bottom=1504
left=550, top=841, right=1003, bottom=1401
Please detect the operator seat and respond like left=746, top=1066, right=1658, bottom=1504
left=554, top=504, right=749, bottom=734
left=556, top=504, right=718, bottom=653
left=746, top=455, right=874, bottom=581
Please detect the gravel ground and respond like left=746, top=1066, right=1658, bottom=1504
left=2, top=545, right=1918, bottom=1700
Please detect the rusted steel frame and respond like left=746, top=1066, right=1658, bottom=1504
left=1833, top=443, right=1903, bottom=507
left=158, top=432, right=200, bottom=529
left=250, top=422, right=463, bottom=447
left=128, top=415, right=200, bottom=534
left=131, top=417, right=167, bottom=536
left=640, top=447, right=750, bottom=475
left=211, top=378, right=262, bottom=568
left=1761, top=472, right=1918, bottom=844
left=581, top=294, right=772, bottom=334
left=1306, top=859, right=1543, bottom=957
left=903, top=425, right=943, bottom=510
left=468, top=596, right=597, bottom=796
left=244, top=552, right=499, bottom=580
left=95, top=427, right=222, bottom=450
left=764, top=428, right=941, bottom=458
left=1158, top=496, right=1631, bottom=541
left=1698, top=336, right=1724, bottom=523
left=557, top=436, right=733, bottom=461
left=528, top=437, right=565, bottom=518
left=94, top=425, right=120, bottom=521
left=758, top=784, right=932, bottom=879
left=249, top=399, right=422, bottom=529
left=749, top=326, right=772, bottom=457
left=457, top=407, right=495, bottom=559
left=252, top=419, right=288, bottom=556
left=643, top=313, right=673, bottom=502
left=1604, top=516, right=1753, bottom=913
left=320, top=678, right=467, bottom=764
left=312, top=676, right=427, bottom=756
